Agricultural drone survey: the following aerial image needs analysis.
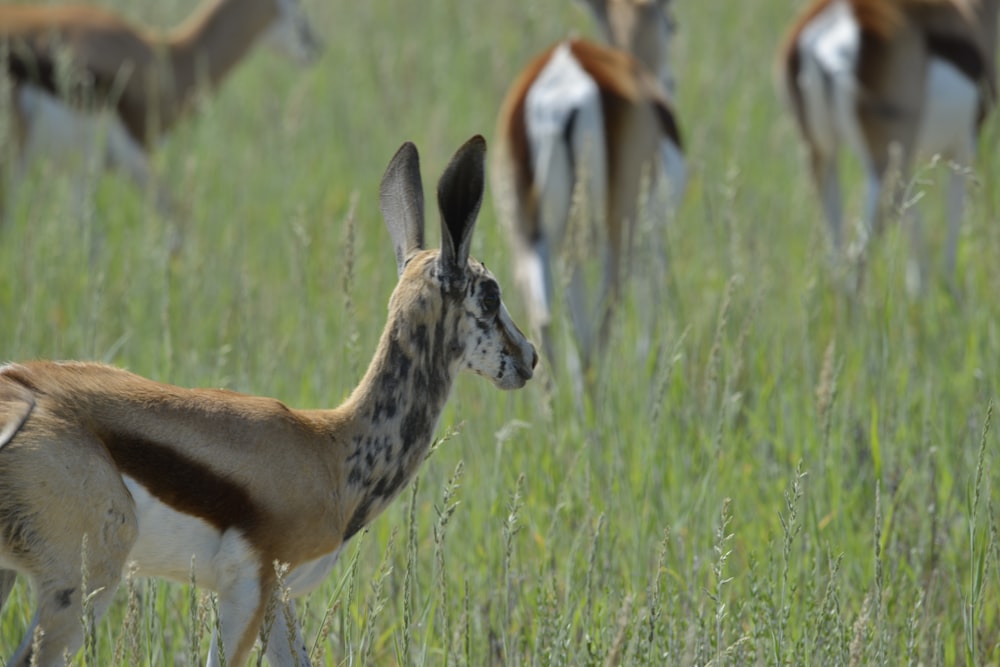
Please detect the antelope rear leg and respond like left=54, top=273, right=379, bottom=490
left=9, top=565, right=124, bottom=667
left=0, top=427, right=138, bottom=667
left=809, top=147, right=843, bottom=257
left=6, top=511, right=135, bottom=667
left=262, top=598, right=311, bottom=667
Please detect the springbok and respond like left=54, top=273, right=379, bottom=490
left=492, top=0, right=685, bottom=372
left=0, top=136, right=537, bottom=667
left=780, top=0, right=998, bottom=293
left=0, top=0, right=322, bottom=221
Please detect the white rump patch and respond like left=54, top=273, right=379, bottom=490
left=521, top=43, right=609, bottom=329
left=525, top=42, right=608, bottom=246
left=794, top=0, right=864, bottom=158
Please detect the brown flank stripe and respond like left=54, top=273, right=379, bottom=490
left=99, top=430, right=263, bottom=534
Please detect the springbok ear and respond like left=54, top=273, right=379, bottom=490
left=437, top=135, right=486, bottom=280
left=0, top=382, right=35, bottom=449
left=380, top=141, right=426, bottom=276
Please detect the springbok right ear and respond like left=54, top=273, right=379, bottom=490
left=437, top=135, right=486, bottom=283
left=380, top=141, right=426, bottom=276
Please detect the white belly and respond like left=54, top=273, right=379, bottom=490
left=124, top=477, right=345, bottom=597
left=124, top=477, right=234, bottom=588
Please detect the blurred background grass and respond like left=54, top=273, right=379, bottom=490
left=1, top=0, right=998, bottom=664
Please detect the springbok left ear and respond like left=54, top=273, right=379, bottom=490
left=437, top=135, right=486, bottom=281
left=380, top=141, right=426, bottom=276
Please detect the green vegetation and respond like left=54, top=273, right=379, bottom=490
left=1, top=0, right=997, bottom=664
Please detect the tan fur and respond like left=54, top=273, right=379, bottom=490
left=0, top=136, right=536, bottom=667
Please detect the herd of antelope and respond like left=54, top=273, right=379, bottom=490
left=0, top=0, right=995, bottom=664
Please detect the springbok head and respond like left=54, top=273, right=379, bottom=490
left=263, top=0, right=324, bottom=65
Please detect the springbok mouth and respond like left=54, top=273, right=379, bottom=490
left=494, top=358, right=535, bottom=390
left=513, top=353, right=537, bottom=383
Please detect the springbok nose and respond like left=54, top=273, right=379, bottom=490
left=530, top=346, right=539, bottom=370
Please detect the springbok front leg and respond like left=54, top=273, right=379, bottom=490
left=261, top=599, right=310, bottom=666
left=203, top=531, right=276, bottom=667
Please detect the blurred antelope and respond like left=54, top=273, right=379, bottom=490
left=780, top=0, right=998, bottom=293
left=492, top=0, right=685, bottom=372
left=0, top=0, right=322, bottom=221
left=0, top=136, right=537, bottom=667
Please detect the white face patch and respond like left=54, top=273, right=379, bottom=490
left=458, top=268, right=536, bottom=390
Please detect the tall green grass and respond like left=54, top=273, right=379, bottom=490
left=1, top=0, right=998, bottom=664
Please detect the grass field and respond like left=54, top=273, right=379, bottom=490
left=1, top=0, right=999, bottom=664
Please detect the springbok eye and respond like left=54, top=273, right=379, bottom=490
left=481, top=286, right=501, bottom=314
